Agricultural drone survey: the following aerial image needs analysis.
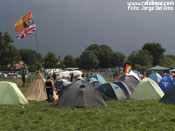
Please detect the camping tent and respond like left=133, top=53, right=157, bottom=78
left=87, top=77, right=98, bottom=83
left=117, top=74, right=140, bottom=92
left=91, top=81, right=102, bottom=89
left=97, top=83, right=126, bottom=101
left=87, top=78, right=102, bottom=89
left=58, top=80, right=106, bottom=107
left=133, top=70, right=142, bottom=80
left=86, top=74, right=107, bottom=84
left=148, top=72, right=162, bottom=83
left=159, top=75, right=175, bottom=93
left=160, top=87, right=175, bottom=104
left=54, top=79, right=71, bottom=91
left=114, top=81, right=131, bottom=96
left=131, top=78, right=164, bottom=100
left=25, top=72, right=47, bottom=101
left=128, top=70, right=141, bottom=81
left=0, top=81, right=28, bottom=105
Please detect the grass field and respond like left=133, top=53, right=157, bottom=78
left=0, top=87, right=175, bottom=131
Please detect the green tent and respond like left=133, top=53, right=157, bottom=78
left=86, top=74, right=107, bottom=84
left=0, top=81, right=28, bottom=105
left=131, top=78, right=164, bottom=100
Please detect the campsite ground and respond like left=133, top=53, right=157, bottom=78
left=0, top=87, right=175, bottom=130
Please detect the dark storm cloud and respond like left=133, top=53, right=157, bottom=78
left=0, top=0, right=175, bottom=58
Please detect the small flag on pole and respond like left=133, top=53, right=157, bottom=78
left=124, top=64, right=132, bottom=74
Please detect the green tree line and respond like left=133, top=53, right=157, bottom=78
left=0, top=32, right=175, bottom=71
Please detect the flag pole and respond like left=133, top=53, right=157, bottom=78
left=34, top=32, right=40, bottom=72
left=35, top=32, right=39, bottom=53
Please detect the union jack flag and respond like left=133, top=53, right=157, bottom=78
left=16, top=24, right=36, bottom=40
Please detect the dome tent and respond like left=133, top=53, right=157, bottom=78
left=97, top=83, right=126, bottom=101
left=159, top=75, right=175, bottom=93
left=87, top=77, right=102, bottom=89
left=114, top=80, right=131, bottom=96
left=86, top=74, right=107, bottom=84
left=91, top=81, right=102, bottom=89
left=160, top=87, right=175, bottom=104
left=131, top=78, right=164, bottom=100
left=54, top=79, right=71, bottom=90
left=0, top=81, right=28, bottom=105
left=133, top=70, right=142, bottom=80
left=148, top=72, right=162, bottom=83
left=128, top=70, right=141, bottom=81
left=117, top=74, right=140, bottom=92
left=58, top=80, right=106, bottom=107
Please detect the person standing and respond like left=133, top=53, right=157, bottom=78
left=22, top=73, right=26, bottom=87
left=44, top=76, right=56, bottom=102
left=53, top=72, right=56, bottom=82
left=70, top=73, right=74, bottom=82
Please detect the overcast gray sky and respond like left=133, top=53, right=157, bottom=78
left=0, top=0, right=175, bottom=58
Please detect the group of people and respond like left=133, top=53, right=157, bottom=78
left=22, top=72, right=82, bottom=102
left=43, top=71, right=175, bottom=103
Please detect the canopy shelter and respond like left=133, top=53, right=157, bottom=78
left=170, top=69, right=175, bottom=73
left=147, top=65, right=170, bottom=71
left=147, top=65, right=170, bottom=74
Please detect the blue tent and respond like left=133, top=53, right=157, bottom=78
left=86, top=74, right=107, bottom=84
left=91, top=81, right=102, bottom=89
left=159, top=75, right=175, bottom=93
left=54, top=79, right=71, bottom=90
left=114, top=80, right=131, bottom=96
left=148, top=72, right=162, bottom=83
